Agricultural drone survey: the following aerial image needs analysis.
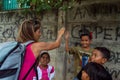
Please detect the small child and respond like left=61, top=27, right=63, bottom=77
left=36, top=51, right=55, bottom=80
left=76, top=47, right=111, bottom=80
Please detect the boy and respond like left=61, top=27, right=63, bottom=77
left=90, top=47, right=110, bottom=65
left=65, top=30, right=93, bottom=76
left=76, top=47, right=111, bottom=80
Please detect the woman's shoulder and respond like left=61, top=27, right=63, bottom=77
left=31, top=42, right=46, bottom=48
left=32, top=42, right=46, bottom=45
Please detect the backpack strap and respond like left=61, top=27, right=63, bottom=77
left=34, top=64, right=39, bottom=80
left=33, top=57, right=39, bottom=80
left=23, top=40, right=34, bottom=47
left=23, top=57, right=39, bottom=80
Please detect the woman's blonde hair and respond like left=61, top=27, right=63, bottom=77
left=17, top=19, right=41, bottom=43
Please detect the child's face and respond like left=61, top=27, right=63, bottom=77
left=90, top=49, right=106, bottom=64
left=40, top=54, right=50, bottom=66
left=80, top=36, right=91, bottom=48
left=81, top=71, right=90, bottom=80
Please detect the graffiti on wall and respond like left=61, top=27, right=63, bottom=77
left=41, top=27, right=55, bottom=40
left=105, top=67, right=120, bottom=80
left=110, top=51, right=120, bottom=64
left=106, top=50, right=120, bottom=80
left=0, top=12, right=55, bottom=42
left=67, top=3, right=120, bottom=22
left=68, top=23, right=120, bottom=42
left=0, top=12, right=27, bottom=42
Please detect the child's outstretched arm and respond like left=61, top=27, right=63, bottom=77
left=65, top=31, right=69, bottom=52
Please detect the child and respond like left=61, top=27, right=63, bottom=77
left=90, top=47, right=110, bottom=65
left=36, top=51, right=55, bottom=80
left=81, top=62, right=112, bottom=80
left=65, top=29, right=93, bottom=76
left=76, top=47, right=111, bottom=80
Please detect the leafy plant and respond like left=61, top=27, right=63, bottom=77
left=17, top=0, right=81, bottom=13
left=0, top=0, right=2, bottom=11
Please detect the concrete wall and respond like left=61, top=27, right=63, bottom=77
left=0, top=1, right=120, bottom=80
left=66, top=1, right=120, bottom=80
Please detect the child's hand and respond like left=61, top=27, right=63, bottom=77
left=65, top=31, right=69, bottom=40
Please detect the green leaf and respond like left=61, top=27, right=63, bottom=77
left=31, top=0, right=37, bottom=4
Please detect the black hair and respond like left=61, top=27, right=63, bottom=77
left=39, top=52, right=50, bottom=60
left=82, top=62, right=112, bottom=80
left=79, top=29, right=92, bottom=40
left=80, top=34, right=92, bottom=40
left=95, top=47, right=110, bottom=60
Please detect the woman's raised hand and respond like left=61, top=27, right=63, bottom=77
left=58, top=27, right=65, bottom=38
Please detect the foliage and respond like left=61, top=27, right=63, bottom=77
left=0, top=1, right=2, bottom=11
left=17, top=0, right=81, bottom=13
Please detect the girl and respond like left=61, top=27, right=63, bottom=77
left=18, top=19, right=65, bottom=80
left=36, top=51, right=55, bottom=80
